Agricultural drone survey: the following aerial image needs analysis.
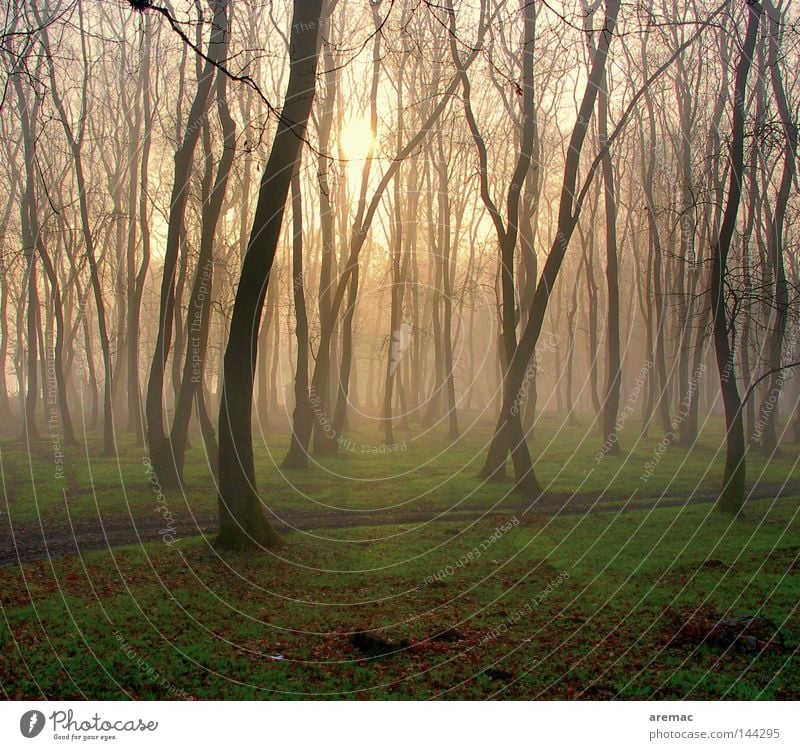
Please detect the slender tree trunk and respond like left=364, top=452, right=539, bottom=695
left=145, top=1, right=228, bottom=485
left=441, top=214, right=459, bottom=440
left=284, top=165, right=313, bottom=468
left=448, top=0, right=535, bottom=477
left=330, top=3, right=383, bottom=449
left=481, top=0, right=621, bottom=489
left=579, top=211, right=602, bottom=417
left=332, top=268, right=359, bottom=441
left=36, top=238, right=77, bottom=445
left=423, top=162, right=445, bottom=427
left=14, top=78, right=42, bottom=440
left=597, top=64, right=622, bottom=454
left=739, top=140, right=759, bottom=442
left=41, top=19, right=115, bottom=455
left=641, top=87, right=672, bottom=435
left=129, top=19, right=153, bottom=444
left=0, top=252, right=11, bottom=421
left=710, top=0, right=761, bottom=512
left=283, top=8, right=337, bottom=468
left=0, top=161, right=20, bottom=422
left=171, top=9, right=235, bottom=480
left=80, top=297, right=99, bottom=431
left=21, top=202, right=40, bottom=440
left=125, top=26, right=144, bottom=441
left=753, top=0, right=796, bottom=453
left=383, top=61, right=406, bottom=446
left=565, top=257, right=581, bottom=425
left=216, top=0, right=324, bottom=550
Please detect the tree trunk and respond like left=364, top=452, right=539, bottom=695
left=598, top=64, right=622, bottom=455
left=481, top=0, right=621, bottom=490
left=14, top=77, right=42, bottom=440
left=710, top=0, right=761, bottom=513
left=752, top=0, right=795, bottom=454
left=145, top=1, right=228, bottom=486
left=284, top=165, right=313, bottom=468
left=171, top=7, right=235, bottom=480
left=216, top=0, right=324, bottom=551
left=39, top=11, right=115, bottom=455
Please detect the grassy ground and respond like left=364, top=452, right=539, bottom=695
left=1, top=496, right=798, bottom=699
left=1, top=412, right=798, bottom=526
left=1, top=415, right=798, bottom=699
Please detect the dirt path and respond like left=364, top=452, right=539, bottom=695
left=1, top=480, right=796, bottom=567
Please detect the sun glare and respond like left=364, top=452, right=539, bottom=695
left=339, top=117, right=376, bottom=161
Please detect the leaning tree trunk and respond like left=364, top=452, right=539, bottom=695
left=481, top=0, right=621, bottom=488
left=144, top=0, right=229, bottom=487
left=216, top=0, right=324, bottom=551
left=448, top=0, right=535, bottom=480
left=710, top=0, right=762, bottom=512
left=171, top=6, right=235, bottom=481
left=283, top=12, right=336, bottom=469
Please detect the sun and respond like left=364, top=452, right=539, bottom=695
left=339, top=117, right=376, bottom=161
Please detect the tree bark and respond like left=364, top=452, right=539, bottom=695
left=481, top=0, right=621, bottom=489
left=709, top=0, right=762, bottom=512
left=171, top=3, right=235, bottom=480
left=145, top=1, right=229, bottom=486
left=284, top=164, right=312, bottom=467
left=216, top=0, right=324, bottom=551
left=752, top=0, right=795, bottom=453
left=40, top=9, right=116, bottom=455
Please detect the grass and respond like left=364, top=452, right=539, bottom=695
left=1, top=412, right=798, bottom=526
left=1, top=414, right=798, bottom=699
left=1, top=496, right=798, bottom=699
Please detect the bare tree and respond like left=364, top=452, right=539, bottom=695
left=481, top=0, right=622, bottom=489
left=216, top=0, right=325, bottom=550
left=709, top=0, right=762, bottom=512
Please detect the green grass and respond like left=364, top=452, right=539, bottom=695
left=1, top=496, right=798, bottom=699
left=1, top=412, right=798, bottom=526
left=1, top=414, right=798, bottom=698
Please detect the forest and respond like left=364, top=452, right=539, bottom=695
left=0, top=0, right=798, bottom=701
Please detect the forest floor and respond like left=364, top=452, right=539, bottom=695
left=1, top=496, right=798, bottom=699
left=1, top=479, right=799, bottom=567
left=1, top=416, right=798, bottom=698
